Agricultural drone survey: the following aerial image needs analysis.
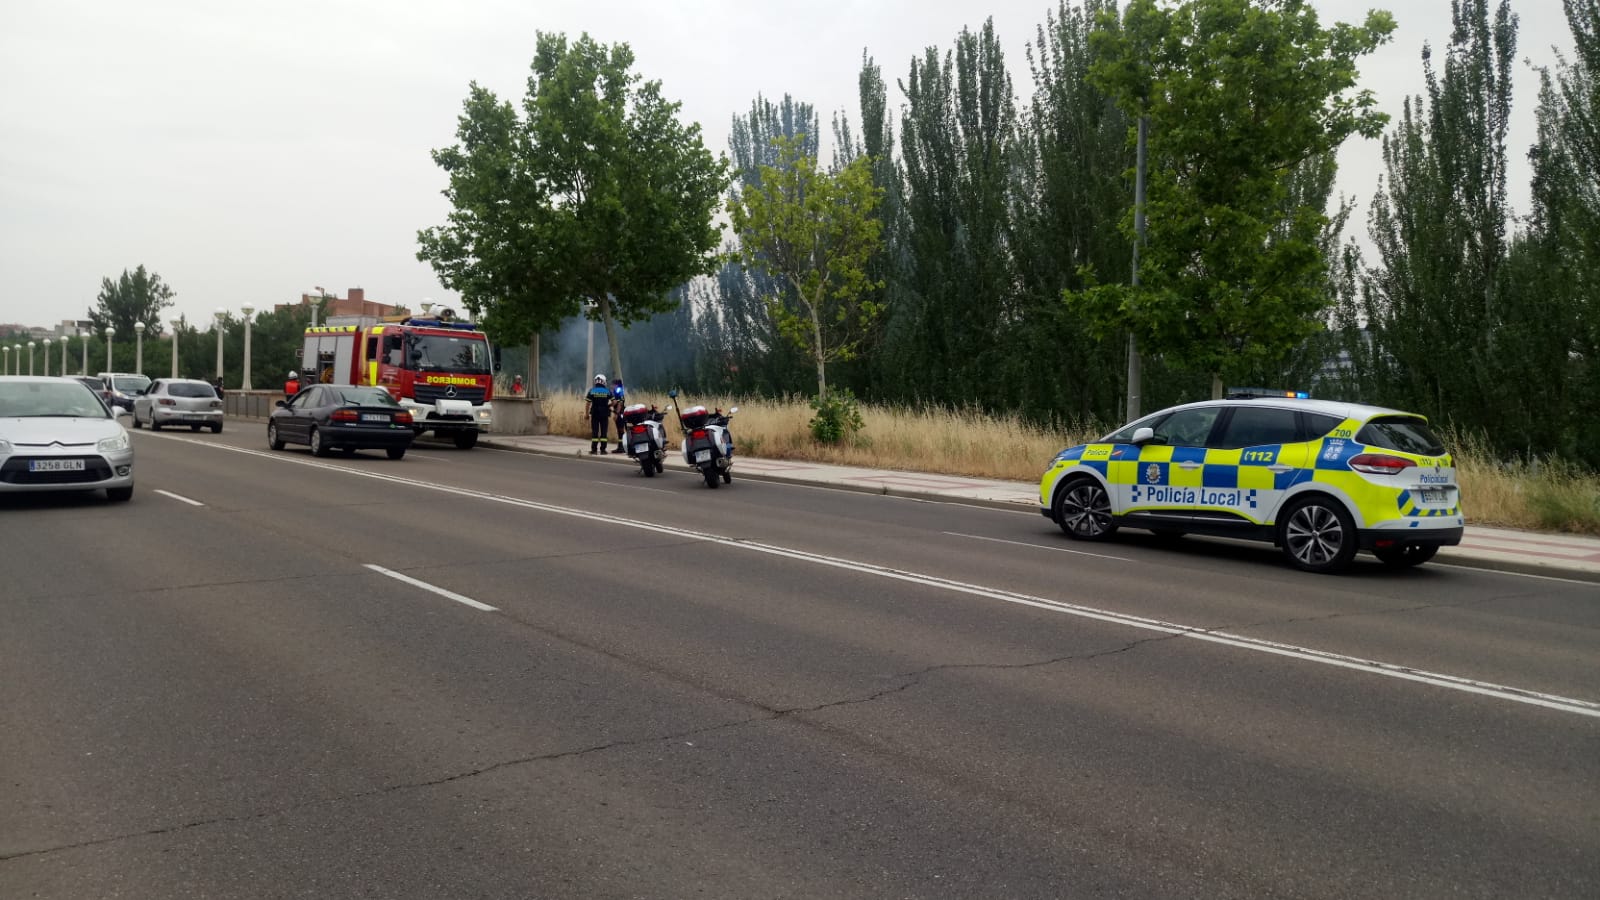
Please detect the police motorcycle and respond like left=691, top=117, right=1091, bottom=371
left=668, top=389, right=738, bottom=488
left=621, top=403, right=668, bottom=477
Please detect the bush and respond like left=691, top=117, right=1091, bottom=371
left=809, top=389, right=864, bottom=444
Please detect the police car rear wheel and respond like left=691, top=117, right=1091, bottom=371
left=1055, top=478, right=1116, bottom=541
left=1280, top=497, right=1357, bottom=574
left=1373, top=543, right=1439, bottom=568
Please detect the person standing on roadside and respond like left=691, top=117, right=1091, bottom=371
left=610, top=377, right=627, bottom=453
left=586, top=374, right=613, bottom=454
left=284, top=370, right=300, bottom=400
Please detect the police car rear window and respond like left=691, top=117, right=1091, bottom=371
left=1357, top=416, right=1445, bottom=456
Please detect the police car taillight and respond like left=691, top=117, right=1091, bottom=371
left=1348, top=453, right=1416, bottom=475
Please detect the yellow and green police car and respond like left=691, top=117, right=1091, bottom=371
left=1039, top=397, right=1463, bottom=573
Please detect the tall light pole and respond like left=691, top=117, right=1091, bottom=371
left=105, top=327, right=115, bottom=371
left=240, top=303, right=255, bottom=390
left=133, top=322, right=145, bottom=375
left=170, top=318, right=182, bottom=377
left=582, top=299, right=597, bottom=387
left=80, top=329, right=88, bottom=375
left=12, top=344, right=21, bottom=375
left=42, top=339, right=51, bottom=376
left=3, top=346, right=9, bottom=375
left=27, top=341, right=35, bottom=375
left=59, top=333, right=67, bottom=374
left=1126, top=114, right=1148, bottom=421
left=214, top=308, right=227, bottom=384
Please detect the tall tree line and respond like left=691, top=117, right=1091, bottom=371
left=626, top=0, right=1594, bottom=466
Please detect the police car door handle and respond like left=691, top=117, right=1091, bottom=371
left=1268, top=464, right=1293, bottom=473
left=1177, top=461, right=1202, bottom=470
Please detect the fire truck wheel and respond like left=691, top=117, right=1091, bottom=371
left=453, top=431, right=478, bottom=450
left=309, top=427, right=331, bottom=457
left=386, top=447, right=406, bottom=460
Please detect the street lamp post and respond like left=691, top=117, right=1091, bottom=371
left=27, top=341, right=35, bottom=375
left=105, top=327, right=115, bottom=371
left=214, top=308, right=227, bottom=384
left=134, top=322, right=146, bottom=375
left=80, top=329, right=88, bottom=375
left=170, top=319, right=181, bottom=377
left=59, top=334, right=67, bottom=375
left=12, top=344, right=21, bottom=375
left=42, top=339, right=51, bottom=376
left=582, top=299, right=598, bottom=387
left=3, top=347, right=9, bottom=375
left=240, top=303, right=255, bottom=391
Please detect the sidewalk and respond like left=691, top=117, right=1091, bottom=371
left=479, top=431, right=1600, bottom=584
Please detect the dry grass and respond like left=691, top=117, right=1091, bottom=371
left=535, top=391, right=1600, bottom=534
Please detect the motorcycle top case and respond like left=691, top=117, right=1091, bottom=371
left=622, top=404, right=652, bottom=424
left=680, top=406, right=712, bottom=429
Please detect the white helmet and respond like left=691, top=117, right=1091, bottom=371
left=288, top=370, right=298, bottom=378
left=594, top=374, right=606, bottom=384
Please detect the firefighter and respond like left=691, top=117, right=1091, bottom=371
left=586, top=374, right=613, bottom=454
left=284, top=370, right=301, bottom=399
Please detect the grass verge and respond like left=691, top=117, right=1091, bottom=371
left=532, top=391, right=1600, bottom=535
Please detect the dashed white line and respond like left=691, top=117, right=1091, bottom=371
left=154, top=489, right=205, bottom=507
left=944, top=531, right=1131, bottom=561
left=151, top=433, right=1600, bottom=719
left=364, top=564, right=497, bottom=612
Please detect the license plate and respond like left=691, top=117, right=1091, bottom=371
left=1417, top=488, right=1449, bottom=504
left=361, top=414, right=389, bottom=422
left=29, top=459, right=85, bottom=472
left=694, top=449, right=712, bottom=463
left=184, top=416, right=206, bottom=422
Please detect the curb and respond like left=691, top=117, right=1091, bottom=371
left=479, top=435, right=1600, bottom=583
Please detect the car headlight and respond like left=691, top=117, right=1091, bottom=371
left=98, top=433, right=130, bottom=453
left=0, top=439, right=11, bottom=453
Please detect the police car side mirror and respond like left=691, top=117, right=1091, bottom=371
left=1131, top=426, right=1155, bottom=446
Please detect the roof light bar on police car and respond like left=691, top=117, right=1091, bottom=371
left=1225, top=387, right=1311, bottom=400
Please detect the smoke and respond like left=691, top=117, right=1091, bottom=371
left=496, top=294, right=702, bottom=395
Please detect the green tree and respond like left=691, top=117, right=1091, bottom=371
left=1071, top=0, right=1395, bottom=398
left=1362, top=0, right=1518, bottom=432
left=88, top=265, right=175, bottom=338
left=729, top=136, right=885, bottom=398
left=419, top=32, right=727, bottom=386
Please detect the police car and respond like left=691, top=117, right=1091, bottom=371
left=1039, top=393, right=1463, bottom=573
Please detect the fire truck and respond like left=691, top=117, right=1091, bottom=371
left=301, top=315, right=495, bottom=449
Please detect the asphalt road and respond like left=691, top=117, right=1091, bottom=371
left=3, top=426, right=1597, bottom=899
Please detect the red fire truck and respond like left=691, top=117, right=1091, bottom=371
left=301, top=315, right=495, bottom=448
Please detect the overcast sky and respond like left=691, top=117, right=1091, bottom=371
left=0, top=0, right=1578, bottom=332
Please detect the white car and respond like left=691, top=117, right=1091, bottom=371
left=131, top=378, right=224, bottom=433
left=0, top=376, right=134, bottom=502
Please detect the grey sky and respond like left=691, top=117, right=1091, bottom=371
left=0, top=0, right=1577, bottom=331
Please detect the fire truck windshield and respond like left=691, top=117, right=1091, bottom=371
left=407, top=334, right=491, bottom=374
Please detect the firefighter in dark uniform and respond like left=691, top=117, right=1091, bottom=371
left=586, top=374, right=613, bottom=454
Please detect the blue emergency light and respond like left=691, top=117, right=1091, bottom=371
left=1226, top=387, right=1311, bottom=400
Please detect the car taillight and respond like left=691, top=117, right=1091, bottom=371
left=393, top=411, right=412, bottom=425
left=210, top=401, right=222, bottom=409
left=1348, top=453, right=1416, bottom=475
left=691, top=429, right=707, bottom=440
left=158, top=398, right=176, bottom=406
left=330, top=409, right=358, bottom=422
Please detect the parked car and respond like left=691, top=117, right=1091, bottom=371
left=97, top=372, right=152, bottom=412
left=267, top=385, right=415, bottom=459
left=69, top=375, right=115, bottom=410
left=0, top=376, right=134, bottom=502
left=131, top=378, right=224, bottom=433
left=1039, top=396, right=1463, bottom=573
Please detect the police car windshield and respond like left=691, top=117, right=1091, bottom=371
left=408, top=335, right=490, bottom=374
left=1357, top=416, right=1445, bottom=456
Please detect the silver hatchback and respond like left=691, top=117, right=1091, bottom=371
left=132, top=378, right=224, bottom=433
left=0, top=376, right=134, bottom=501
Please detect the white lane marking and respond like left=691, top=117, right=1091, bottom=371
left=1430, top=563, right=1600, bottom=587
left=364, top=564, right=497, bottom=612
left=154, top=489, right=205, bottom=507
left=592, top=480, right=676, bottom=495
left=944, top=531, right=1132, bottom=561
left=151, top=434, right=1600, bottom=719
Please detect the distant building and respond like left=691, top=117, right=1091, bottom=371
left=278, top=288, right=407, bottom=324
